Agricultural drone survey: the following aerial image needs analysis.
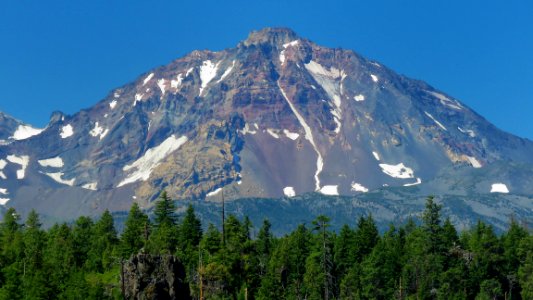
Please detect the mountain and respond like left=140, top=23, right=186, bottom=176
left=0, top=112, right=43, bottom=145
left=1, top=28, right=533, bottom=228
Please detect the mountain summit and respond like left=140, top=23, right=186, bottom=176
left=1, top=28, right=532, bottom=224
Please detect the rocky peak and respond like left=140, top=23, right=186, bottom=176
left=242, top=27, right=300, bottom=48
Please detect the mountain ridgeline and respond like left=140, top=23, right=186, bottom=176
left=0, top=27, right=533, bottom=228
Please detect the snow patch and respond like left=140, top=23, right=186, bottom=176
left=427, top=91, right=463, bottom=110
left=157, top=79, right=166, bottom=95
left=379, top=163, right=414, bottom=179
left=7, top=155, right=29, bottom=179
left=217, top=60, right=235, bottom=83
left=283, top=186, right=296, bottom=197
left=89, top=122, right=108, bottom=140
left=0, top=159, right=6, bottom=179
left=60, top=124, right=74, bottom=138
left=118, top=135, right=188, bottom=187
left=351, top=182, right=369, bottom=192
left=43, top=172, right=75, bottom=186
left=372, top=151, right=380, bottom=161
left=424, top=112, right=447, bottom=131
left=171, top=74, right=184, bottom=89
left=186, top=67, right=194, bottom=77
left=279, top=50, right=286, bottom=65
left=404, top=178, right=422, bottom=187
left=370, top=74, right=379, bottom=82
left=279, top=82, right=324, bottom=191
left=283, top=129, right=300, bottom=140
left=143, top=73, right=154, bottom=86
left=239, top=123, right=257, bottom=135
left=199, top=60, right=220, bottom=96
left=109, top=100, right=117, bottom=109
left=283, top=40, right=299, bottom=48
left=266, top=129, right=280, bottom=139
left=319, top=185, right=339, bottom=196
left=458, top=127, right=476, bottom=137
left=82, top=182, right=98, bottom=191
left=0, top=188, right=7, bottom=195
left=466, top=156, right=482, bottom=168
left=490, top=183, right=509, bottom=193
left=38, top=157, right=64, bottom=168
left=0, top=198, right=9, bottom=205
left=114, top=92, right=120, bottom=98
left=11, top=125, right=44, bottom=140
left=206, top=187, right=222, bottom=198
left=354, top=94, right=365, bottom=102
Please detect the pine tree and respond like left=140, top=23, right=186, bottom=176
left=119, top=202, right=150, bottom=258
left=147, top=190, right=179, bottom=254
left=87, top=210, right=118, bottom=272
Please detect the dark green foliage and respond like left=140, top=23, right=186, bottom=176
left=0, top=196, right=531, bottom=299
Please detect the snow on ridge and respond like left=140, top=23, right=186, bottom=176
left=114, top=92, right=120, bottom=98
left=458, top=127, right=476, bottom=137
left=0, top=159, right=7, bottom=179
left=7, top=155, right=29, bottom=179
left=266, top=129, right=280, bottom=139
left=109, top=100, right=117, bottom=109
left=11, top=125, right=44, bottom=141
left=60, top=124, right=74, bottom=138
left=424, top=112, right=447, bottom=131
left=278, top=82, right=324, bottom=191
left=283, top=186, right=296, bottom=197
left=379, top=162, right=414, bottom=179
left=404, top=178, right=422, bottom=187
left=351, top=182, right=369, bottom=193
left=370, top=74, right=379, bottom=82
left=466, top=156, right=482, bottom=168
left=427, top=90, right=463, bottom=110
left=157, top=79, right=166, bottom=95
left=283, top=40, right=299, bottom=48
left=82, top=182, right=98, bottom=191
left=206, top=187, right=222, bottom=197
left=89, top=122, right=108, bottom=140
left=319, top=185, right=339, bottom=196
left=199, top=60, right=220, bottom=96
left=0, top=198, right=9, bottom=206
left=217, top=60, right=235, bottom=83
left=490, top=183, right=509, bottom=193
left=305, top=60, right=344, bottom=78
left=171, top=74, right=184, bottom=89
left=283, top=129, right=300, bottom=140
left=372, top=151, right=380, bottom=161
left=143, top=73, right=154, bottom=86
left=43, top=172, right=75, bottom=186
left=118, top=135, right=188, bottom=187
left=354, top=94, right=365, bottom=102
left=38, top=156, right=64, bottom=168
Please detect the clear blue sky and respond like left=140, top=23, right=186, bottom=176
left=1, top=1, right=532, bottom=139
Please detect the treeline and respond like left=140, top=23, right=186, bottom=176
left=0, top=193, right=532, bottom=299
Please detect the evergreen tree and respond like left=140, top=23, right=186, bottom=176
left=147, top=190, right=179, bottom=253
left=87, top=210, right=118, bottom=272
left=119, top=202, right=149, bottom=258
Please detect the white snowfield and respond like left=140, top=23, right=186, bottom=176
left=426, top=91, right=463, bottom=110
left=0, top=188, right=7, bottom=195
left=217, top=60, right=235, bottom=83
left=404, top=178, right=422, bottom=187
left=354, top=94, right=365, bottom=102
left=43, top=172, right=75, bottom=186
left=372, top=151, right=380, bottom=161
left=279, top=40, right=299, bottom=66
left=157, top=79, right=166, bottom=95
left=278, top=82, right=324, bottom=191
left=424, top=112, right=447, bottom=131
left=133, top=93, right=143, bottom=106
left=82, top=182, right=98, bottom=191
left=458, top=127, right=476, bottom=137
left=118, top=135, right=188, bottom=187
left=38, top=156, right=64, bottom=168
left=490, top=183, right=509, bottom=193
left=60, top=124, right=74, bottom=138
left=199, top=60, right=220, bottom=96
left=379, top=162, right=415, bottom=179
left=319, top=185, right=339, bottom=196
left=370, top=74, right=379, bottom=82
left=143, top=73, right=154, bottom=86
left=171, top=74, right=184, bottom=89
left=0, top=198, right=9, bottom=205
left=351, top=182, right=369, bottom=192
left=239, top=123, right=257, bottom=135
left=305, top=60, right=345, bottom=134
left=283, top=129, right=300, bottom=140
left=7, top=155, right=29, bottom=179
left=89, top=122, right=109, bottom=140
left=11, top=125, right=44, bottom=141
left=266, top=129, right=280, bottom=139
left=206, top=187, right=222, bottom=197
left=283, top=186, right=296, bottom=197
left=466, top=156, right=482, bottom=168
left=0, top=159, right=6, bottom=179
left=109, top=100, right=117, bottom=109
